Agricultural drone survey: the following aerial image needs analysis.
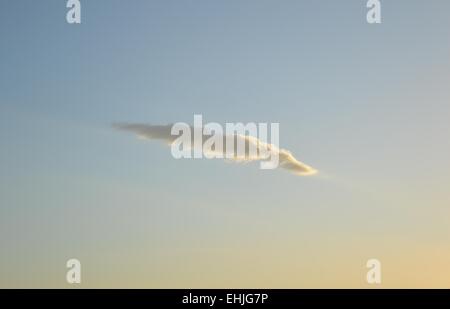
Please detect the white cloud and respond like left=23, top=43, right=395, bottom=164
left=114, top=123, right=318, bottom=176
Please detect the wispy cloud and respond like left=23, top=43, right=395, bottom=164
left=113, top=123, right=318, bottom=176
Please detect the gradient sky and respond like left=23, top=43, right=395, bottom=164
left=1, top=0, right=450, bottom=288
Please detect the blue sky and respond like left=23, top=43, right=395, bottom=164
left=1, top=0, right=450, bottom=287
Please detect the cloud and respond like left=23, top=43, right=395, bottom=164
left=113, top=123, right=318, bottom=176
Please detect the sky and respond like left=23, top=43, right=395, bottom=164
left=1, top=0, right=450, bottom=288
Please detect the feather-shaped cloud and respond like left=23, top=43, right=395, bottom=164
left=114, top=123, right=317, bottom=176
